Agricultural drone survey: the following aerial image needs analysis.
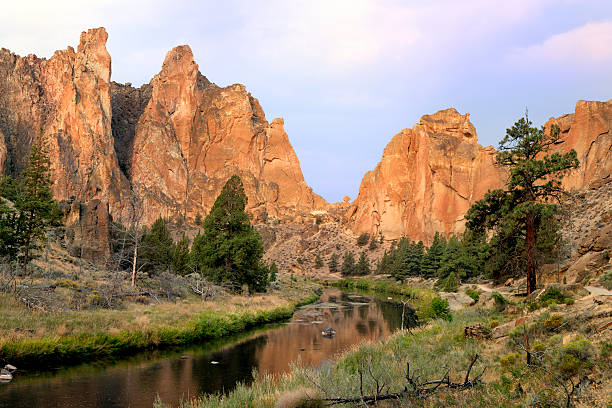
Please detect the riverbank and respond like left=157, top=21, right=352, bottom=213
left=157, top=279, right=612, bottom=407
left=0, top=280, right=320, bottom=369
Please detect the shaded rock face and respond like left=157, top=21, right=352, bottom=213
left=59, top=199, right=112, bottom=259
left=351, top=101, right=612, bottom=243
left=349, top=109, right=505, bottom=243
left=0, top=128, right=6, bottom=174
left=0, top=28, right=129, bottom=216
left=128, top=45, right=325, bottom=224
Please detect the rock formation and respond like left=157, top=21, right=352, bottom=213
left=349, top=100, right=612, bottom=243
left=348, top=109, right=505, bottom=243
left=125, top=45, right=325, bottom=224
left=0, top=28, right=325, bottom=236
left=0, top=28, right=130, bottom=216
left=546, top=99, right=612, bottom=190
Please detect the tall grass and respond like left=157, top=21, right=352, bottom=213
left=0, top=293, right=320, bottom=369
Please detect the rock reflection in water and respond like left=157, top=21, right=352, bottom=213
left=0, top=288, right=416, bottom=408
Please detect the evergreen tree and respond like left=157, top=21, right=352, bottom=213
left=0, top=133, right=60, bottom=271
left=368, top=235, right=378, bottom=250
left=189, top=175, right=268, bottom=291
left=328, top=253, right=339, bottom=272
left=356, top=252, right=370, bottom=275
left=421, top=232, right=446, bottom=277
left=391, top=239, right=423, bottom=281
left=356, top=232, right=370, bottom=247
left=139, top=217, right=174, bottom=273
left=466, top=116, right=579, bottom=293
left=314, top=253, right=324, bottom=269
left=439, top=235, right=462, bottom=279
left=341, top=251, right=356, bottom=276
left=268, top=262, right=278, bottom=282
left=172, top=233, right=190, bottom=275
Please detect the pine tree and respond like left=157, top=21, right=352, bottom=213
left=268, top=262, right=278, bottom=282
left=314, top=253, right=324, bottom=268
left=189, top=175, right=268, bottom=291
left=2, top=132, right=61, bottom=272
left=139, top=217, right=174, bottom=273
left=391, top=239, right=423, bottom=281
left=341, top=251, right=356, bottom=276
left=328, top=253, right=339, bottom=272
left=421, top=232, right=446, bottom=277
left=172, top=233, right=190, bottom=275
left=466, top=115, right=579, bottom=293
left=356, top=232, right=370, bottom=247
left=368, top=235, right=378, bottom=250
left=356, top=252, right=370, bottom=275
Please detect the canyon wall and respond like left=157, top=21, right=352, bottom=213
left=348, top=109, right=505, bottom=243
left=349, top=100, right=612, bottom=243
left=0, top=28, right=325, bottom=233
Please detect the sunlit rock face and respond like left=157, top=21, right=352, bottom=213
left=349, top=100, right=612, bottom=243
left=0, top=28, right=326, bottom=228
left=127, top=45, right=326, bottom=224
left=0, top=28, right=129, bottom=217
left=348, top=108, right=505, bottom=243
left=546, top=99, right=612, bottom=190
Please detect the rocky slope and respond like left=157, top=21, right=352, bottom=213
left=349, top=100, right=612, bottom=243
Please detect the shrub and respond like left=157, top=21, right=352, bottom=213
left=492, top=291, right=508, bottom=311
left=356, top=233, right=370, bottom=247
left=539, top=287, right=573, bottom=307
left=543, top=314, right=564, bottom=332
left=431, top=296, right=452, bottom=321
left=437, top=271, right=458, bottom=292
left=499, top=352, right=521, bottom=368
left=465, top=286, right=480, bottom=302
left=552, top=338, right=593, bottom=379
left=600, top=269, right=612, bottom=290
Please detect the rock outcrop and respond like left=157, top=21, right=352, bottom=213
left=0, top=28, right=129, bottom=216
left=350, top=100, right=612, bottom=243
left=127, top=45, right=325, bottom=224
left=547, top=99, right=612, bottom=190
left=59, top=199, right=112, bottom=259
left=0, top=28, right=325, bottom=231
left=348, top=109, right=505, bottom=243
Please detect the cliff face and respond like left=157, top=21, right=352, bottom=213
left=350, top=100, right=612, bottom=243
left=126, top=46, right=325, bottom=224
left=547, top=99, right=612, bottom=190
left=0, top=28, right=130, bottom=216
left=0, top=28, right=325, bottom=232
left=348, top=109, right=505, bottom=243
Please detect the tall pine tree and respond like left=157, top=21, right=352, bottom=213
left=189, top=175, right=268, bottom=291
left=466, top=116, right=578, bottom=293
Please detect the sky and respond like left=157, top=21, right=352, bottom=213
left=2, top=1, right=612, bottom=202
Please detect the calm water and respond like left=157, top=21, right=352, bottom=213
left=0, top=288, right=416, bottom=408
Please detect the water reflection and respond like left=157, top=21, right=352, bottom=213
left=0, top=288, right=416, bottom=408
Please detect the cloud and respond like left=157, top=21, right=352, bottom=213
left=507, top=20, right=612, bottom=70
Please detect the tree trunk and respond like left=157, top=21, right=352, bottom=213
left=131, top=237, right=138, bottom=287
left=526, top=210, right=536, bottom=294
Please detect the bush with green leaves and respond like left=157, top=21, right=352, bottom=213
left=600, top=269, right=612, bottom=290
left=430, top=296, right=452, bottom=321
left=552, top=338, right=593, bottom=380
left=492, top=291, right=508, bottom=311
left=539, top=287, right=573, bottom=307
left=465, top=286, right=480, bottom=302
left=436, top=271, right=459, bottom=292
left=356, top=233, right=370, bottom=247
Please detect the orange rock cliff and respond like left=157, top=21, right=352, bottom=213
left=0, top=28, right=326, bottom=227
left=348, top=101, right=612, bottom=243
left=0, top=27, right=610, bottom=253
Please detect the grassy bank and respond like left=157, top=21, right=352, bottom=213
left=0, top=291, right=319, bottom=369
left=330, top=277, right=440, bottom=320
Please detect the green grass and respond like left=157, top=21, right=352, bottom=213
left=0, top=292, right=320, bottom=369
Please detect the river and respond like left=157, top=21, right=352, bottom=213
left=0, top=288, right=416, bottom=408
